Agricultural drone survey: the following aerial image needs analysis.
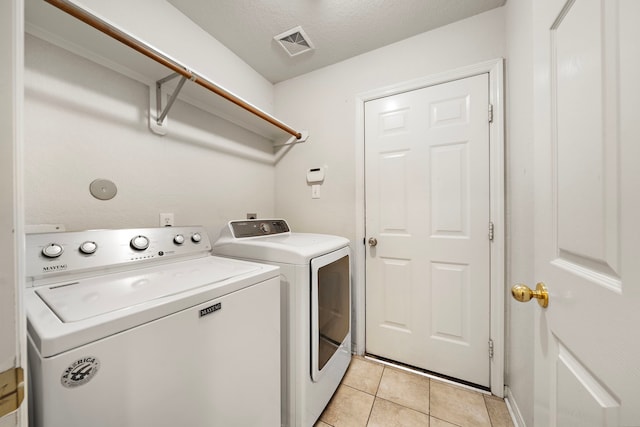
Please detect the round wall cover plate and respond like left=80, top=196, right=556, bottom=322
left=89, top=179, right=117, bottom=200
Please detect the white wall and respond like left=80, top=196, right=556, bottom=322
left=273, top=7, right=506, bottom=240
left=23, top=0, right=284, bottom=237
left=504, top=0, right=535, bottom=425
left=24, top=34, right=275, bottom=237
left=65, top=0, right=275, bottom=112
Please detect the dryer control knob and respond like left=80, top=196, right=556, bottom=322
left=42, top=243, right=64, bottom=258
left=191, top=233, right=202, bottom=243
left=259, top=222, right=271, bottom=234
left=173, top=234, right=185, bottom=245
left=130, top=235, right=150, bottom=251
left=79, top=241, right=98, bottom=255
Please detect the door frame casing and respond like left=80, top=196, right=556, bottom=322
left=354, top=58, right=505, bottom=397
left=0, top=0, right=27, bottom=425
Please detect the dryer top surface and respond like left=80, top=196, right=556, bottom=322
left=214, top=231, right=349, bottom=264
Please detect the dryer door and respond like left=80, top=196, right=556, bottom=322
left=310, top=246, right=351, bottom=382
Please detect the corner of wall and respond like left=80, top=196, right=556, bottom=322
left=505, top=386, right=528, bottom=427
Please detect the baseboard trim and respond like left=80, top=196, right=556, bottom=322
left=504, top=386, right=526, bottom=427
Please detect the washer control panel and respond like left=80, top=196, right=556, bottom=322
left=230, top=219, right=290, bottom=238
left=26, top=226, right=211, bottom=284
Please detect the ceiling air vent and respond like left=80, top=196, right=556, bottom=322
left=274, top=26, right=315, bottom=57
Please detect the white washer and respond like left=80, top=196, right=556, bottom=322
left=213, top=219, right=352, bottom=427
left=25, top=226, right=281, bottom=427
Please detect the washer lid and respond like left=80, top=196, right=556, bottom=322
left=35, top=256, right=260, bottom=322
left=213, top=232, right=350, bottom=264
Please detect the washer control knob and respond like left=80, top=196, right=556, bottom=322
left=191, top=233, right=202, bottom=243
left=79, top=241, right=98, bottom=255
left=42, top=243, right=64, bottom=258
left=130, top=235, right=150, bottom=251
left=173, top=234, right=185, bottom=245
left=259, top=222, right=271, bottom=234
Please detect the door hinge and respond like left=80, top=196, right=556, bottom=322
left=0, top=367, right=24, bottom=417
left=488, top=221, right=494, bottom=241
left=488, top=339, right=494, bottom=359
left=488, top=104, right=494, bottom=123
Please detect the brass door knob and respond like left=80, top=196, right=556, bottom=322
left=368, top=237, right=378, bottom=247
left=511, top=282, right=549, bottom=308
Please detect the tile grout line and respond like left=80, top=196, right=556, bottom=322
left=484, top=394, right=491, bottom=427
left=364, top=354, right=492, bottom=396
left=364, top=364, right=386, bottom=426
left=364, top=398, right=374, bottom=426
left=484, top=394, right=495, bottom=427
left=375, top=364, right=384, bottom=396
left=328, top=356, right=509, bottom=427
left=430, top=415, right=464, bottom=427
left=426, top=375, right=465, bottom=426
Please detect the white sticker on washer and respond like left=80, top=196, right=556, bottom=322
left=61, top=357, right=100, bottom=388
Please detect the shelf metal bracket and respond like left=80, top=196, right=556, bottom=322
left=273, top=130, right=309, bottom=164
left=272, top=130, right=309, bottom=148
left=150, top=72, right=192, bottom=135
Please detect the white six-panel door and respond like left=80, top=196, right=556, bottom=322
left=365, top=74, right=491, bottom=387
left=532, top=0, right=640, bottom=425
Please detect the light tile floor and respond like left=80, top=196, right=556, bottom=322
left=315, top=356, right=514, bottom=427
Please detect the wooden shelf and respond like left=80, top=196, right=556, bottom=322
left=25, top=0, right=305, bottom=143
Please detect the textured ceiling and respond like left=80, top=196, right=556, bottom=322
left=167, top=0, right=506, bottom=83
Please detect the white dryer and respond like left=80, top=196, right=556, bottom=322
left=213, top=219, right=352, bottom=427
left=25, top=226, right=281, bottom=427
